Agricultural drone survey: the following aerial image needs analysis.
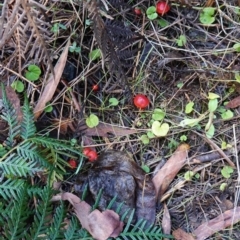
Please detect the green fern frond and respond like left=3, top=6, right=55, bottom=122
left=64, top=216, right=80, bottom=240
left=2, top=186, right=29, bottom=240
left=0, top=178, right=25, bottom=200
left=17, top=141, right=52, bottom=169
left=0, top=153, right=43, bottom=177
left=116, top=218, right=173, bottom=240
left=25, top=186, right=53, bottom=240
left=1, top=84, right=20, bottom=148
left=30, top=137, right=82, bottom=156
left=47, top=204, right=65, bottom=239
left=20, top=94, right=36, bottom=139
left=0, top=144, right=7, bottom=157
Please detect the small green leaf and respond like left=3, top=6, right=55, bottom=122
left=221, top=141, right=232, bottom=150
left=158, top=18, right=169, bottom=27
left=44, top=104, right=53, bottom=113
left=208, top=99, right=218, bottom=112
left=86, top=114, right=99, bottom=128
left=179, top=118, right=201, bottom=127
left=89, top=48, right=101, bottom=61
left=208, top=92, right=220, bottom=100
left=233, top=43, right=240, bottom=53
left=146, top=6, right=156, bottom=15
left=11, top=80, right=24, bottom=93
left=152, top=108, right=165, bottom=121
left=147, top=131, right=155, bottom=139
left=108, top=97, right=119, bottom=107
left=141, top=165, right=150, bottom=173
left=147, top=13, right=158, bottom=20
left=69, top=41, right=81, bottom=53
left=176, top=35, right=187, bottom=47
left=202, top=7, right=216, bottom=15
left=140, top=135, right=150, bottom=145
left=185, top=102, right=194, bottom=114
left=177, top=82, right=184, bottom=88
left=235, top=72, right=240, bottom=83
left=220, top=183, right=227, bottom=191
left=221, top=166, right=234, bottom=179
left=25, top=64, right=41, bottom=81
left=152, top=121, right=169, bottom=137
left=206, top=124, right=215, bottom=138
left=195, top=173, right=200, bottom=179
left=180, top=135, right=187, bottom=141
left=199, top=7, right=216, bottom=25
left=184, top=171, right=194, bottom=181
left=221, top=109, right=234, bottom=120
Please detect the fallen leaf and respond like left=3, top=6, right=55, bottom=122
left=225, top=95, right=240, bottom=109
left=193, top=207, right=240, bottom=240
left=52, top=192, right=124, bottom=240
left=173, top=228, right=195, bottom=240
left=34, top=39, right=70, bottom=120
left=79, top=121, right=138, bottom=137
left=152, top=143, right=190, bottom=200
left=162, top=204, right=171, bottom=236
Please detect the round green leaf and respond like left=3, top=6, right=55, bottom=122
left=208, top=92, right=220, bottom=100
left=202, top=7, right=216, bottom=15
left=86, top=114, right=99, bottom=128
left=89, top=48, right=101, bottom=61
left=152, top=108, right=165, bottom=121
left=158, top=18, right=169, bottom=27
left=25, top=64, right=41, bottom=81
left=206, top=124, right=215, bottom=138
left=208, top=98, right=218, bottom=112
left=147, top=131, right=155, bottom=139
left=233, top=43, right=240, bottom=53
left=152, top=121, right=169, bottom=137
left=185, top=102, right=194, bottom=114
left=184, top=171, right=194, bottom=181
left=11, top=80, right=24, bottom=93
left=146, top=6, right=156, bottom=15
left=44, top=104, right=53, bottom=113
left=221, top=166, right=233, bottom=179
left=140, top=135, right=150, bottom=145
left=220, top=183, right=227, bottom=191
left=108, top=97, right=119, bottom=106
left=147, top=13, right=158, bottom=20
left=141, top=165, right=150, bottom=173
left=221, top=110, right=234, bottom=120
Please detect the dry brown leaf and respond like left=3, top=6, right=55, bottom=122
left=52, top=192, right=123, bottom=240
left=225, top=95, right=240, bottom=109
left=173, top=228, right=195, bottom=240
left=79, top=121, right=138, bottom=137
left=34, top=39, right=70, bottom=120
left=193, top=207, right=240, bottom=240
left=152, top=143, right=190, bottom=200
left=162, top=204, right=171, bottom=236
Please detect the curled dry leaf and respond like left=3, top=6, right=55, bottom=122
left=152, top=143, right=190, bottom=200
left=52, top=192, right=123, bottom=240
left=225, top=95, right=240, bottom=109
left=34, top=39, right=70, bottom=120
left=172, top=228, right=195, bottom=240
left=162, top=204, right=171, bottom=236
left=193, top=206, right=240, bottom=240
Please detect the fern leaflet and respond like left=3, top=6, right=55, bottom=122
left=1, top=84, right=20, bottom=147
left=20, top=94, right=36, bottom=139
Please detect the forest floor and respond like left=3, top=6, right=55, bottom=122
left=1, top=0, right=240, bottom=239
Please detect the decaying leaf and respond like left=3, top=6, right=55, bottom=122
left=162, top=204, right=171, bottom=236
left=52, top=192, right=123, bottom=240
left=34, top=39, right=70, bottom=120
left=78, top=121, right=138, bottom=137
left=193, top=206, right=240, bottom=240
left=225, top=95, right=240, bottom=109
left=172, top=228, right=195, bottom=240
left=75, top=150, right=156, bottom=225
left=152, top=143, right=190, bottom=200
